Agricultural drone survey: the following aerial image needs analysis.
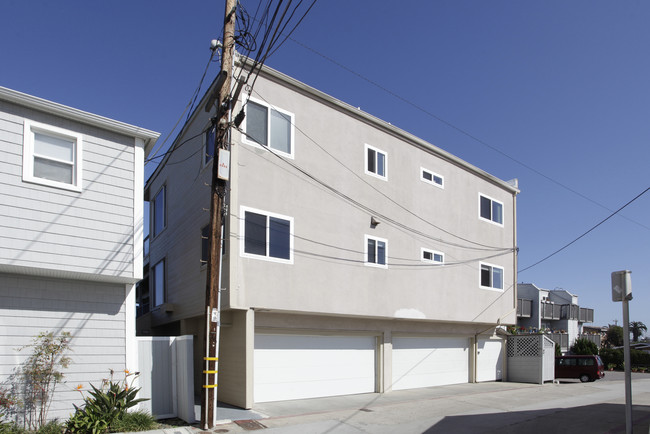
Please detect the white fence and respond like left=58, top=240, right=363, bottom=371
left=507, top=334, right=555, bottom=384
left=137, top=336, right=195, bottom=423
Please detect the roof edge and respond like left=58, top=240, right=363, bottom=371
left=0, top=86, right=160, bottom=155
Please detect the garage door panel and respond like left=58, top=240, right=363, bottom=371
left=254, top=334, right=376, bottom=403
left=392, top=337, right=469, bottom=391
left=477, top=338, right=503, bottom=382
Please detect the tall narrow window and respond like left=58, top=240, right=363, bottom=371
left=204, top=124, right=216, bottom=165
left=479, top=194, right=503, bottom=225
left=244, top=99, right=294, bottom=157
left=365, top=235, right=387, bottom=268
left=241, top=207, right=293, bottom=262
left=23, top=120, right=83, bottom=191
left=365, top=144, right=387, bottom=179
left=152, top=186, right=166, bottom=237
left=152, top=259, right=165, bottom=307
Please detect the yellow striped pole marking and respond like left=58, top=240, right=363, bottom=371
left=202, top=384, right=218, bottom=389
left=204, top=357, right=219, bottom=361
left=203, top=370, right=218, bottom=374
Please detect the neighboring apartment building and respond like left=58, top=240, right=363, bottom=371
left=139, top=58, right=520, bottom=409
left=517, top=283, right=596, bottom=352
left=0, top=86, right=158, bottom=421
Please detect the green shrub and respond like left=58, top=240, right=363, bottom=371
left=110, top=411, right=157, bottom=433
left=600, top=348, right=623, bottom=369
left=36, top=420, right=64, bottom=434
left=0, top=421, right=25, bottom=434
left=570, top=338, right=599, bottom=355
left=66, top=371, right=148, bottom=434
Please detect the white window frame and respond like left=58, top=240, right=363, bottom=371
left=202, top=122, right=217, bottom=168
left=240, top=206, right=294, bottom=264
left=480, top=262, right=504, bottom=291
left=365, top=144, right=387, bottom=180
left=365, top=234, right=388, bottom=268
left=151, top=185, right=166, bottom=238
left=242, top=96, right=295, bottom=159
left=420, top=167, right=444, bottom=189
left=478, top=193, right=504, bottom=226
left=421, top=248, right=444, bottom=264
left=22, top=120, right=83, bottom=192
left=152, top=258, right=166, bottom=307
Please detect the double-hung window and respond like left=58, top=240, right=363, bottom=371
left=22, top=120, right=83, bottom=191
left=480, top=262, right=504, bottom=290
left=152, top=259, right=165, bottom=307
left=244, top=98, right=294, bottom=157
left=365, top=235, right=387, bottom=268
left=479, top=194, right=503, bottom=225
left=241, top=207, right=293, bottom=263
left=421, top=248, right=444, bottom=264
left=365, top=144, right=387, bottom=180
left=151, top=186, right=166, bottom=238
left=421, top=167, right=444, bottom=188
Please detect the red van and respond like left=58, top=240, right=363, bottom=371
left=555, top=355, right=605, bottom=382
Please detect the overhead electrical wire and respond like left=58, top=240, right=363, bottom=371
left=285, top=36, right=650, bottom=233
left=519, top=186, right=650, bottom=273
left=246, top=89, right=511, bottom=251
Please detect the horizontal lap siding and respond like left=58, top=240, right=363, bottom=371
left=0, top=102, right=137, bottom=279
left=0, top=274, right=128, bottom=421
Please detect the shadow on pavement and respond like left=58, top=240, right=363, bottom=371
left=426, top=403, right=650, bottom=434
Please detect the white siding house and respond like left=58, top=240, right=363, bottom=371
left=0, top=87, right=158, bottom=422
left=140, top=58, right=519, bottom=409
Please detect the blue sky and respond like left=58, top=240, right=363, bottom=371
left=2, top=1, right=649, bottom=332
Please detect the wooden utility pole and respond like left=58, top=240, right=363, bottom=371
left=201, top=0, right=236, bottom=429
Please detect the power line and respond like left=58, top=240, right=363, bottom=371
left=246, top=88, right=510, bottom=251
left=519, top=186, right=650, bottom=273
left=286, top=36, right=650, bottom=232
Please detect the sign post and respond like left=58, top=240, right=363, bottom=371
left=611, top=270, right=633, bottom=434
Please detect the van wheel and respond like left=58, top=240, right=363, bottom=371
left=579, top=374, right=590, bottom=383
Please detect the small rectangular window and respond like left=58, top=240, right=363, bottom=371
left=152, top=186, right=166, bottom=237
left=244, top=98, right=294, bottom=157
left=23, top=120, right=83, bottom=191
left=480, top=263, right=504, bottom=290
left=421, top=168, right=444, bottom=188
left=241, top=207, right=293, bottom=263
left=365, top=144, right=387, bottom=180
left=204, top=124, right=216, bottom=165
left=422, top=248, right=444, bottom=264
left=365, top=235, right=387, bottom=268
left=479, top=194, right=504, bottom=225
left=152, top=259, right=165, bottom=307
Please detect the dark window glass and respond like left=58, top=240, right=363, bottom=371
left=244, top=211, right=267, bottom=255
left=367, top=238, right=376, bottom=263
left=247, top=101, right=268, bottom=146
left=480, top=196, right=492, bottom=220
left=423, top=170, right=433, bottom=181
left=377, top=240, right=386, bottom=265
left=269, top=217, right=291, bottom=259
left=367, top=148, right=375, bottom=173
left=153, top=187, right=166, bottom=237
left=480, top=265, right=491, bottom=287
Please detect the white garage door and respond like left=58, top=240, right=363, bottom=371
left=254, top=334, right=377, bottom=403
left=392, top=336, right=469, bottom=391
left=477, top=338, right=504, bottom=382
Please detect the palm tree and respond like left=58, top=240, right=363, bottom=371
left=630, top=321, right=647, bottom=342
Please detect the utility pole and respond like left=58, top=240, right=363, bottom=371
left=202, top=0, right=236, bottom=429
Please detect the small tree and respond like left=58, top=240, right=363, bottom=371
left=571, top=338, right=599, bottom=355
left=18, top=331, right=71, bottom=430
left=606, top=325, right=624, bottom=348
left=630, top=321, right=647, bottom=342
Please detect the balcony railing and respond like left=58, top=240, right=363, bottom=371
left=579, top=308, right=594, bottom=323
left=548, top=333, right=569, bottom=351
left=517, top=298, right=533, bottom=317
left=541, top=302, right=561, bottom=320
left=578, top=333, right=601, bottom=347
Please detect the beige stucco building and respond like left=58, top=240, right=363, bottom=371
left=139, top=58, right=519, bottom=409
